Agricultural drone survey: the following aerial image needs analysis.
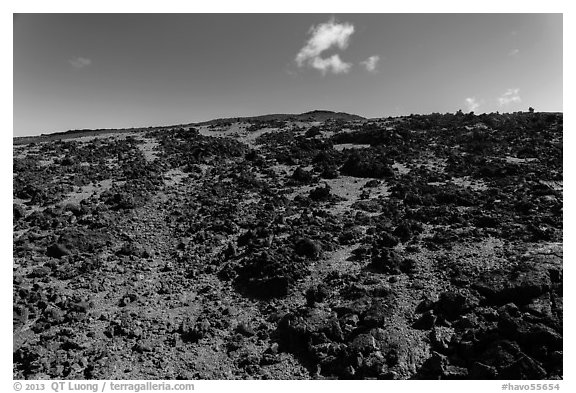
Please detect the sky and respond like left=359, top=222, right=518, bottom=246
left=13, top=13, right=563, bottom=136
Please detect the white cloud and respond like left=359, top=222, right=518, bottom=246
left=465, top=97, right=480, bottom=112
left=498, top=88, right=521, bottom=106
left=508, top=48, right=520, bottom=56
left=295, top=18, right=354, bottom=75
left=69, top=56, right=92, bottom=68
left=311, top=54, right=351, bottom=75
left=361, top=55, right=380, bottom=72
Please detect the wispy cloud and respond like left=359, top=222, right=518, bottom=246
left=508, top=48, right=520, bottom=56
left=360, top=55, right=380, bottom=72
left=295, top=18, right=354, bottom=75
left=465, top=97, right=480, bottom=112
left=498, top=88, right=521, bottom=106
left=69, top=56, right=92, bottom=68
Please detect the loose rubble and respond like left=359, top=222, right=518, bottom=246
left=13, top=111, right=562, bottom=379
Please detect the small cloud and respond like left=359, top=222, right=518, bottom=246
left=465, top=97, right=480, bottom=112
left=295, top=18, right=354, bottom=75
left=498, top=88, right=521, bottom=106
left=508, top=49, right=520, bottom=56
left=69, top=56, right=92, bottom=68
left=311, top=54, right=351, bottom=75
left=360, top=55, right=380, bottom=72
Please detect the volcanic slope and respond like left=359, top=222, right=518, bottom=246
left=13, top=111, right=563, bottom=379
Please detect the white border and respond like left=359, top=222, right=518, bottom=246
left=4, top=2, right=571, bottom=391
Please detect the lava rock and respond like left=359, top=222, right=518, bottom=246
left=436, top=291, right=475, bottom=321
left=29, top=265, right=52, bottom=278
left=46, top=243, right=70, bottom=259
left=295, top=238, right=322, bottom=259
left=235, top=322, right=255, bottom=337
left=412, top=310, right=436, bottom=330
left=305, top=284, right=329, bottom=306
left=469, top=362, right=498, bottom=379
left=309, top=185, right=332, bottom=201
left=292, top=167, right=313, bottom=183
left=370, top=248, right=402, bottom=274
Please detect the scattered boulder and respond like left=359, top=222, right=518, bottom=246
left=46, top=243, right=70, bottom=259
left=370, top=248, right=402, bottom=274
left=436, top=291, right=476, bottom=321
left=292, top=167, right=313, bottom=183
left=295, top=238, right=322, bottom=259
left=309, top=185, right=332, bottom=201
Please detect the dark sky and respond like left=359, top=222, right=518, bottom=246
left=13, top=13, right=562, bottom=136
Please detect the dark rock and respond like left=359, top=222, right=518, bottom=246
left=223, top=242, right=237, bottom=259
left=352, top=199, right=381, bottom=213
left=474, top=268, right=551, bottom=306
left=454, top=314, right=477, bottom=330
left=320, top=166, right=339, bottom=179
left=309, top=185, right=331, bottom=201
left=292, top=167, right=313, bottom=182
left=498, top=302, right=521, bottom=318
left=63, top=203, right=86, bottom=217
left=476, top=339, right=522, bottom=371
left=29, top=265, right=51, bottom=278
left=236, top=322, right=255, bottom=337
left=469, top=362, right=498, bottom=379
left=349, top=333, right=378, bottom=355
left=376, top=231, right=399, bottom=247
left=265, top=342, right=279, bottom=355
left=233, top=249, right=300, bottom=298
left=42, top=306, right=65, bottom=324
left=260, top=353, right=281, bottom=366
left=14, top=204, right=26, bottom=221
left=499, top=354, right=547, bottom=379
left=295, top=238, right=322, bottom=259
left=436, top=291, right=476, bottom=321
left=412, top=310, right=436, bottom=330
left=420, top=351, right=448, bottom=377
left=133, top=341, right=153, bottom=353
left=305, top=284, right=329, bottom=306
left=103, top=192, right=136, bottom=210
left=46, top=243, right=70, bottom=259
left=57, top=228, right=109, bottom=255
left=457, top=340, right=475, bottom=359
left=392, top=223, right=412, bottom=243
left=521, top=293, right=554, bottom=319
left=519, top=324, right=562, bottom=351
left=549, top=268, right=561, bottom=284
left=305, top=126, right=322, bottom=138
left=350, top=246, right=369, bottom=261
left=246, top=275, right=289, bottom=299
left=400, top=258, right=418, bottom=274
left=364, top=179, right=380, bottom=188
left=442, top=365, right=469, bottom=379
left=340, top=151, right=394, bottom=179
left=371, top=284, right=392, bottom=298
left=237, top=230, right=256, bottom=247
left=180, top=318, right=211, bottom=342
left=415, top=297, right=435, bottom=314
left=370, top=248, right=402, bottom=274
left=362, top=299, right=393, bottom=328
left=117, top=242, right=148, bottom=258
left=69, top=301, right=91, bottom=313
left=277, top=308, right=344, bottom=352
left=338, top=228, right=362, bottom=245
left=339, top=313, right=360, bottom=336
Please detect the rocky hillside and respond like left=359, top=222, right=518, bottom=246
left=13, top=111, right=563, bottom=380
